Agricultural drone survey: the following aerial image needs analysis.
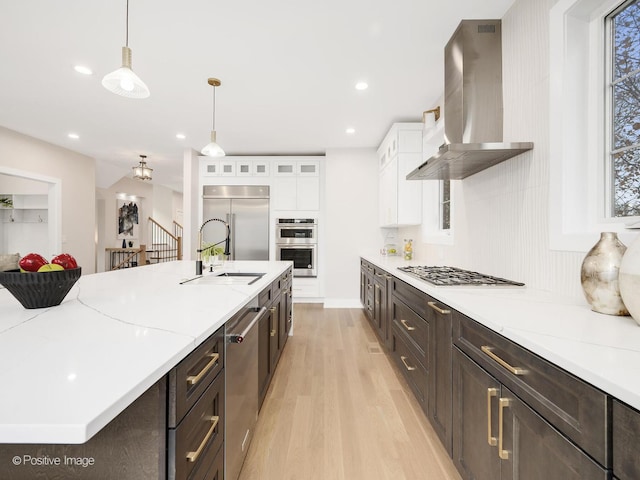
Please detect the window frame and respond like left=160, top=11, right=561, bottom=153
left=440, top=179, right=451, bottom=232
left=605, top=0, right=640, bottom=219
left=549, top=0, right=638, bottom=251
left=420, top=118, right=454, bottom=245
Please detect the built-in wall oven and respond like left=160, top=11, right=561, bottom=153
left=275, top=218, right=317, bottom=277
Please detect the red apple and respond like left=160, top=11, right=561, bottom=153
left=19, top=253, right=49, bottom=272
left=51, top=253, right=78, bottom=270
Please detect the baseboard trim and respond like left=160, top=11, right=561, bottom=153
left=322, top=298, right=363, bottom=309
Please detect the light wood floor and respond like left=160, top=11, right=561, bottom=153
left=239, top=304, right=462, bottom=480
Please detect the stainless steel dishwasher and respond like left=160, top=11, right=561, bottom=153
left=226, top=305, right=267, bottom=480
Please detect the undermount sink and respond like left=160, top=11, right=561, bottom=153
left=180, top=272, right=265, bottom=286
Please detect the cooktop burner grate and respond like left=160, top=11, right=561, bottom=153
left=397, top=266, right=525, bottom=287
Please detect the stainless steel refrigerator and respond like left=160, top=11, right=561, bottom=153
left=202, top=185, right=269, bottom=260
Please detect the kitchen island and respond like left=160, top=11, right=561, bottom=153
left=0, top=260, right=291, bottom=477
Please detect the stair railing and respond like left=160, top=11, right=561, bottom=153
left=107, top=245, right=148, bottom=270
left=149, top=217, right=182, bottom=263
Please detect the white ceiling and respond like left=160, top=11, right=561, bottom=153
left=0, top=0, right=516, bottom=192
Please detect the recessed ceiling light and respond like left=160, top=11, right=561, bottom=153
left=355, top=82, right=368, bottom=91
left=176, top=133, right=186, bottom=140
left=74, top=65, right=93, bottom=75
left=346, top=128, right=356, bottom=134
left=68, top=133, right=79, bottom=139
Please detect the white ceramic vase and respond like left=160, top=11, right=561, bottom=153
left=619, top=233, right=640, bottom=325
left=580, top=232, right=629, bottom=316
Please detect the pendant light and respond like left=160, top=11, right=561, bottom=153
left=132, top=154, right=153, bottom=180
left=102, top=0, right=150, bottom=99
left=201, top=78, right=226, bottom=157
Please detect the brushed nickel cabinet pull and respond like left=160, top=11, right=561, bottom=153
left=270, top=329, right=276, bottom=337
left=269, top=306, right=277, bottom=313
left=499, top=398, right=511, bottom=460
left=186, top=415, right=220, bottom=462
left=427, top=301, right=451, bottom=315
left=400, top=355, right=416, bottom=371
left=400, top=319, right=416, bottom=331
left=187, top=353, right=219, bottom=386
left=481, top=346, right=526, bottom=375
left=487, top=388, right=498, bottom=446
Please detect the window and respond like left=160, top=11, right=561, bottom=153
left=440, top=179, right=451, bottom=230
left=549, top=0, right=639, bottom=251
left=420, top=119, right=454, bottom=244
left=607, top=0, right=640, bottom=218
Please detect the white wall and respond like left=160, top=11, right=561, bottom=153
left=401, top=0, right=587, bottom=301
left=0, top=126, right=96, bottom=273
left=96, top=179, right=181, bottom=272
left=152, top=184, right=175, bottom=231
left=324, top=148, right=381, bottom=307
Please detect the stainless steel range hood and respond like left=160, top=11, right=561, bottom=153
left=407, top=20, right=533, bottom=180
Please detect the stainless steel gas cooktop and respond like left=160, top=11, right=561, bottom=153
left=397, top=266, right=525, bottom=287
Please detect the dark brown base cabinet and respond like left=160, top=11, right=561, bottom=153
left=369, top=271, right=454, bottom=456
left=0, top=379, right=168, bottom=480
left=452, top=311, right=611, bottom=480
left=613, top=400, right=640, bottom=480
left=359, top=258, right=640, bottom=480
left=389, top=276, right=453, bottom=455
left=453, top=348, right=607, bottom=480
left=258, top=267, right=293, bottom=410
left=168, top=323, right=225, bottom=480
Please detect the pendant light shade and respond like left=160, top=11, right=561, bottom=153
left=132, top=154, right=152, bottom=180
left=102, top=47, right=150, bottom=99
left=102, top=0, right=150, bottom=99
left=201, top=78, right=225, bottom=157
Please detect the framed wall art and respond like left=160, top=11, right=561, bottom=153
left=116, top=199, right=139, bottom=240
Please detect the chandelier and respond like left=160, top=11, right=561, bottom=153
left=132, top=154, right=152, bottom=180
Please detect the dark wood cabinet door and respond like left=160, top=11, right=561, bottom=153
left=500, top=386, right=608, bottom=480
left=428, top=299, right=453, bottom=456
left=373, top=275, right=389, bottom=343
left=360, top=264, right=367, bottom=306
left=269, top=302, right=280, bottom=370
left=452, top=348, right=501, bottom=480
left=278, top=290, right=288, bottom=350
left=613, top=399, right=640, bottom=480
left=258, top=309, right=272, bottom=409
left=364, top=267, right=374, bottom=320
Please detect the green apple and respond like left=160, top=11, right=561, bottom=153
left=37, top=264, right=64, bottom=272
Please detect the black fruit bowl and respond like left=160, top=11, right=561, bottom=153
left=0, top=267, right=81, bottom=309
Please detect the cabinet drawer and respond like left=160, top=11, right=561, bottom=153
left=453, top=311, right=610, bottom=467
left=169, top=325, right=225, bottom=427
left=169, top=370, right=225, bottom=480
left=259, top=285, right=272, bottom=307
left=392, top=324, right=428, bottom=409
left=613, top=399, right=640, bottom=480
left=392, top=296, right=429, bottom=362
left=392, top=277, right=430, bottom=319
left=271, top=274, right=283, bottom=300
left=199, top=444, right=224, bottom=480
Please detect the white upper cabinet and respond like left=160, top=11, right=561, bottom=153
left=272, top=160, right=320, bottom=210
left=378, top=123, right=423, bottom=227
left=200, top=156, right=321, bottom=212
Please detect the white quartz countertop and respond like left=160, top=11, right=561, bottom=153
left=362, top=254, right=640, bottom=411
left=0, top=260, right=290, bottom=444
